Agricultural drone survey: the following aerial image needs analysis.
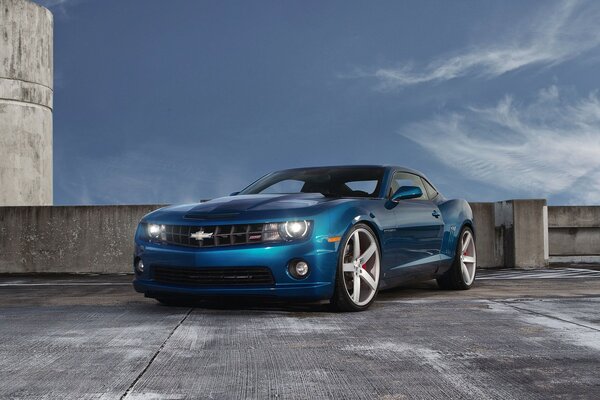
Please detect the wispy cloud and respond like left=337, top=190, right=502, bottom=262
left=35, top=0, right=78, bottom=8
left=350, top=0, right=600, bottom=90
left=34, top=0, right=85, bottom=17
left=400, top=86, right=600, bottom=204
left=56, top=143, right=251, bottom=205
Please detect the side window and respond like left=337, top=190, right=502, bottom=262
left=422, top=178, right=439, bottom=200
left=345, top=180, right=378, bottom=196
left=389, top=172, right=428, bottom=200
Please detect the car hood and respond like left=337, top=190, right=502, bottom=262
left=188, top=193, right=330, bottom=214
left=146, top=193, right=342, bottom=222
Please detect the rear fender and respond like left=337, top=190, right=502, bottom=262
left=438, top=199, right=473, bottom=260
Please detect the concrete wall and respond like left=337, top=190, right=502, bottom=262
left=1, top=200, right=589, bottom=274
left=0, top=0, right=53, bottom=206
left=0, top=205, right=161, bottom=273
left=548, top=206, right=600, bottom=260
left=0, top=200, right=548, bottom=274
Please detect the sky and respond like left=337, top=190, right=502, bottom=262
left=35, top=0, right=600, bottom=206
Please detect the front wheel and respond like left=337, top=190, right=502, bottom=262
left=437, top=226, right=477, bottom=290
left=331, top=223, right=381, bottom=312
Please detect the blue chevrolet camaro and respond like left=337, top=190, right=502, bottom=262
left=133, top=165, right=476, bottom=311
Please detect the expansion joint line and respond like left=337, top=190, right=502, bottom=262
left=493, top=300, right=600, bottom=332
left=120, top=307, right=193, bottom=399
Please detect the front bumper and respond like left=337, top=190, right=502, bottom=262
left=132, top=238, right=339, bottom=301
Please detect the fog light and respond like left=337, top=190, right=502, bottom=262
left=136, top=259, right=145, bottom=273
left=289, top=260, right=309, bottom=279
left=295, top=261, right=309, bottom=276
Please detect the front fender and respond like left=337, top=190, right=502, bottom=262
left=326, top=203, right=386, bottom=253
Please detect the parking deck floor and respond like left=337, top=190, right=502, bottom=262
left=1, top=268, right=600, bottom=399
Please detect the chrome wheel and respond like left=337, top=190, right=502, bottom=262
left=459, top=229, right=476, bottom=285
left=341, top=228, right=380, bottom=306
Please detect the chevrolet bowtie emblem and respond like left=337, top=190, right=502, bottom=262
left=190, top=230, right=214, bottom=241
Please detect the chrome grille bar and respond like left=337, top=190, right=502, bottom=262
left=153, top=223, right=278, bottom=248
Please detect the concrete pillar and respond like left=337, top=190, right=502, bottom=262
left=471, top=202, right=504, bottom=268
left=497, top=199, right=548, bottom=269
left=0, top=0, right=53, bottom=205
left=512, top=199, right=548, bottom=268
left=494, top=200, right=513, bottom=268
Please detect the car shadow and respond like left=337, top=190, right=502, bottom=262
left=377, top=279, right=442, bottom=300
left=156, top=296, right=332, bottom=313
left=154, top=280, right=443, bottom=313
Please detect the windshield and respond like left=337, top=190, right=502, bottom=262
left=238, top=167, right=385, bottom=198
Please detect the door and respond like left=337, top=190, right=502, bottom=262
left=386, top=172, right=444, bottom=280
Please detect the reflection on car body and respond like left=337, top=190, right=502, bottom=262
left=133, top=165, right=476, bottom=311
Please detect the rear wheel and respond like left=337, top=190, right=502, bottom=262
left=437, top=226, right=477, bottom=290
left=331, top=224, right=381, bottom=311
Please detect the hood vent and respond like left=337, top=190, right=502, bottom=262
left=184, top=212, right=240, bottom=220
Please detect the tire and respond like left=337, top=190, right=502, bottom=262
left=437, top=226, right=477, bottom=290
left=331, top=223, right=381, bottom=312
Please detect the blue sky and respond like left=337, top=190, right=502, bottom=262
left=36, top=0, right=600, bottom=205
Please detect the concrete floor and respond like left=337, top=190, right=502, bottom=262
left=1, top=269, right=600, bottom=399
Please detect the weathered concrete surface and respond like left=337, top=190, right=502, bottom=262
left=548, top=206, right=600, bottom=258
left=0, top=0, right=53, bottom=87
left=548, top=206, right=600, bottom=227
left=0, top=205, right=162, bottom=273
left=549, top=228, right=600, bottom=256
left=494, top=200, right=514, bottom=269
left=493, top=199, right=549, bottom=269
left=512, top=199, right=548, bottom=268
left=0, top=0, right=53, bottom=206
left=470, top=202, right=503, bottom=268
left=0, top=269, right=599, bottom=399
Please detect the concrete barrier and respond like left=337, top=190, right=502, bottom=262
left=0, top=200, right=579, bottom=274
left=0, top=205, right=161, bottom=273
left=470, top=200, right=549, bottom=269
left=547, top=206, right=600, bottom=264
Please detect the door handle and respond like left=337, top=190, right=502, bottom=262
left=432, top=210, right=440, bottom=218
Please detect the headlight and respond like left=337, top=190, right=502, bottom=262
left=147, top=224, right=164, bottom=239
left=278, top=220, right=311, bottom=241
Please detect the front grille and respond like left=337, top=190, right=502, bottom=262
left=153, top=266, right=275, bottom=286
left=154, top=223, right=279, bottom=248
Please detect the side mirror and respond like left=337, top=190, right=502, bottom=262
left=391, top=186, right=422, bottom=202
left=229, top=191, right=240, bottom=196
